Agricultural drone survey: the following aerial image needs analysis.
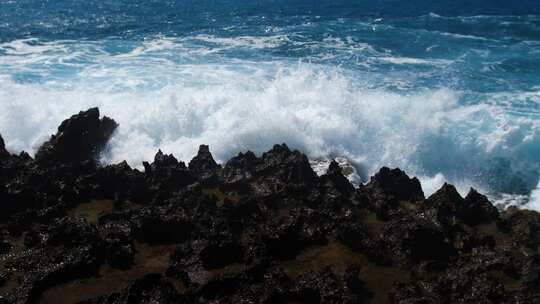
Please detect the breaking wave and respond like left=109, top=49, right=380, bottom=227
left=1, top=5, right=539, bottom=210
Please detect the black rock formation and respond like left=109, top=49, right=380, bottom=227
left=0, top=134, right=9, bottom=160
left=0, top=108, right=539, bottom=304
left=35, top=108, right=118, bottom=165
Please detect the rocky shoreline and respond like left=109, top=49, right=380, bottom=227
left=1, top=108, right=539, bottom=303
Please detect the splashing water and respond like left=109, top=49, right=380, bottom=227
left=1, top=1, right=539, bottom=209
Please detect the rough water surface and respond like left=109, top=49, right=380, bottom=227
left=0, top=1, right=539, bottom=208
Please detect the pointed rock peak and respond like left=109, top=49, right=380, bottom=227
left=327, top=160, right=342, bottom=175
left=115, top=160, right=132, bottom=171
left=374, top=167, right=404, bottom=179
left=464, top=187, right=496, bottom=210
left=189, top=145, right=220, bottom=172
left=57, top=107, right=97, bottom=131
left=18, top=151, right=32, bottom=161
left=368, top=167, right=424, bottom=201
left=142, top=161, right=151, bottom=171
left=241, top=150, right=257, bottom=161
left=322, top=159, right=354, bottom=195
left=464, top=188, right=487, bottom=202
left=462, top=187, right=499, bottom=225
left=195, top=145, right=214, bottom=161
left=198, top=144, right=210, bottom=154
left=441, top=183, right=462, bottom=197
left=0, top=134, right=5, bottom=151
left=256, top=144, right=317, bottom=185
left=269, top=143, right=291, bottom=154
left=428, top=183, right=464, bottom=203
left=224, top=151, right=257, bottom=171
left=154, top=150, right=179, bottom=167
left=0, top=134, right=8, bottom=158
left=35, top=107, right=118, bottom=165
left=231, top=150, right=257, bottom=161
left=154, top=149, right=164, bottom=161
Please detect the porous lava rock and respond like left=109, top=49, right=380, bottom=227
left=0, top=108, right=539, bottom=304
left=35, top=108, right=118, bottom=165
left=0, top=134, right=10, bottom=160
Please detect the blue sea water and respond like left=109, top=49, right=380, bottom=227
left=1, top=0, right=540, bottom=208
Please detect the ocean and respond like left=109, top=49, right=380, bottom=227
left=1, top=0, right=539, bottom=209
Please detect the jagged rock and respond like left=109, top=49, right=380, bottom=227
left=222, top=144, right=319, bottom=195
left=188, top=145, right=221, bottom=185
left=136, top=208, right=193, bottom=244
left=0, top=134, right=10, bottom=159
left=41, top=217, right=100, bottom=247
left=105, top=239, right=135, bottom=270
left=2, top=245, right=102, bottom=303
left=426, top=184, right=499, bottom=228
left=262, top=208, right=327, bottom=260
left=364, top=167, right=424, bottom=201
left=289, top=267, right=371, bottom=303
left=337, top=220, right=391, bottom=265
left=382, top=215, right=455, bottom=265
left=195, top=272, right=246, bottom=301
left=221, top=151, right=257, bottom=192
left=35, top=108, right=118, bottom=165
left=521, top=254, right=540, bottom=290
left=199, top=240, right=244, bottom=270
left=143, top=150, right=195, bottom=195
left=320, top=160, right=355, bottom=196
left=359, top=167, right=424, bottom=220
left=0, top=238, right=12, bottom=255
left=97, top=161, right=148, bottom=202
left=257, top=144, right=318, bottom=185
left=425, top=183, right=465, bottom=227
left=462, top=188, right=499, bottom=226
left=98, top=214, right=134, bottom=241
left=82, top=274, right=184, bottom=304
left=500, top=207, right=540, bottom=250
left=392, top=248, right=515, bottom=303
left=1, top=109, right=540, bottom=304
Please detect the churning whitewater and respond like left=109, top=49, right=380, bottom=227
left=0, top=1, right=539, bottom=209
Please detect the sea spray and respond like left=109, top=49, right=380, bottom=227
left=1, top=10, right=539, bottom=209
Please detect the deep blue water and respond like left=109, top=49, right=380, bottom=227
left=1, top=0, right=540, bottom=208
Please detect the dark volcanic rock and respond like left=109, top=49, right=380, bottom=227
left=3, top=245, right=102, bottom=303
left=426, top=184, right=499, bottom=228
left=383, top=215, right=455, bottom=265
left=365, top=167, right=424, bottom=201
left=500, top=207, right=540, bottom=250
left=262, top=208, right=327, bottom=260
left=0, top=134, right=10, bottom=159
left=462, top=188, right=499, bottom=226
left=288, top=267, right=371, bottom=303
left=2, top=108, right=540, bottom=304
left=425, top=183, right=465, bottom=227
left=82, top=274, right=184, bottom=304
left=320, top=160, right=355, bottom=196
left=35, top=108, right=118, bottom=165
left=136, top=208, right=193, bottom=244
left=221, top=144, right=318, bottom=195
left=188, top=145, right=221, bottom=181
left=257, top=144, right=318, bottom=185
left=199, top=241, right=244, bottom=270
left=143, top=150, right=196, bottom=196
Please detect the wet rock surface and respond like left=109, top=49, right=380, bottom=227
left=0, top=108, right=539, bottom=303
left=35, top=108, right=118, bottom=165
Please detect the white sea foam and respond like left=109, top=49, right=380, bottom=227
left=0, top=37, right=539, bottom=210
left=418, top=173, right=480, bottom=198
left=192, top=34, right=290, bottom=50
left=378, top=56, right=453, bottom=66
left=524, top=183, right=540, bottom=210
